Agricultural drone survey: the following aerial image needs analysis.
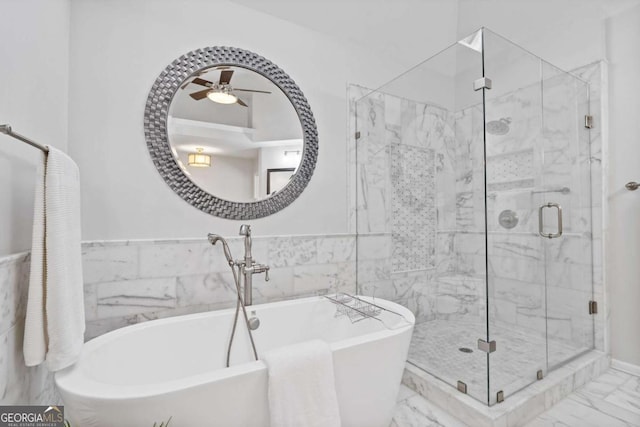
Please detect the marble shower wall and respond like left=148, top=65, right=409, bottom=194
left=0, top=233, right=356, bottom=405
left=352, top=84, right=482, bottom=323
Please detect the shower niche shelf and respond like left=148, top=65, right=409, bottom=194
left=486, top=148, right=535, bottom=192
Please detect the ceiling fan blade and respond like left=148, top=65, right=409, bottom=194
left=234, top=88, right=272, bottom=94
left=194, top=68, right=211, bottom=76
left=191, top=77, right=213, bottom=88
left=236, top=97, right=248, bottom=107
left=180, top=77, right=214, bottom=90
left=189, top=89, right=210, bottom=100
left=219, top=70, right=234, bottom=85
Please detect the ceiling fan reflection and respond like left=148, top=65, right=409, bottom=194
left=184, top=70, right=271, bottom=107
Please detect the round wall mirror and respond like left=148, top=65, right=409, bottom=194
left=144, top=47, right=318, bottom=219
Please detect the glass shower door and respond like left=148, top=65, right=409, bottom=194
left=482, top=29, right=549, bottom=405
left=539, top=62, right=594, bottom=369
left=483, top=28, right=594, bottom=405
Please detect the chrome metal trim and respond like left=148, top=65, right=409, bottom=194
left=143, top=47, right=318, bottom=219
left=477, top=339, right=497, bottom=353
left=538, top=202, right=563, bottom=239
left=498, top=209, right=519, bottom=229
left=0, top=124, right=49, bottom=153
left=474, top=77, right=492, bottom=91
left=531, top=186, right=570, bottom=195
left=585, top=115, right=594, bottom=129
left=626, top=182, right=639, bottom=191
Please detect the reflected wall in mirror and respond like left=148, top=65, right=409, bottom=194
left=144, top=46, right=318, bottom=219
left=169, top=66, right=303, bottom=203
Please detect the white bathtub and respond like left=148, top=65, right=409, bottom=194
left=56, top=295, right=414, bottom=427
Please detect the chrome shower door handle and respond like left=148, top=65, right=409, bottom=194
left=538, top=202, right=563, bottom=239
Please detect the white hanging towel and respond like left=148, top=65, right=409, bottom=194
left=262, top=339, right=342, bottom=427
left=23, top=146, right=85, bottom=371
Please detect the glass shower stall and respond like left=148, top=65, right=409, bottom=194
left=354, top=28, right=593, bottom=406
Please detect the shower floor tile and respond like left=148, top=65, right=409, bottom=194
left=408, top=319, right=588, bottom=403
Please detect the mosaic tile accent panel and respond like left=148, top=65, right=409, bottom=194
left=390, top=143, right=436, bottom=272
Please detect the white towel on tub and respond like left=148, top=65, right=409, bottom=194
left=23, top=146, right=85, bottom=371
left=263, top=339, right=341, bottom=427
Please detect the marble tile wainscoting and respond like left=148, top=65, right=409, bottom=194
left=0, top=253, right=58, bottom=405
left=82, top=234, right=356, bottom=340
left=0, top=233, right=356, bottom=405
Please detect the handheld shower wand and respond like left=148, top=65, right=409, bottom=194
left=208, top=234, right=234, bottom=266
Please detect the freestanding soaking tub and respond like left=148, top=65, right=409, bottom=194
left=56, top=295, right=414, bottom=427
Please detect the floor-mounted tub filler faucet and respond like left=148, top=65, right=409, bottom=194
left=236, top=224, right=270, bottom=306
left=208, top=227, right=264, bottom=366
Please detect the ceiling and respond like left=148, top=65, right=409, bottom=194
left=229, top=0, right=640, bottom=68
left=229, top=0, right=459, bottom=69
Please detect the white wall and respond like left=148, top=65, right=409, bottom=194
left=67, top=0, right=395, bottom=241
left=251, top=89, right=301, bottom=142
left=605, top=4, right=640, bottom=366
left=0, top=0, right=70, bottom=257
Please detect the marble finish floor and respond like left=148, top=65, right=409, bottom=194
left=409, top=319, right=587, bottom=403
left=391, top=368, right=640, bottom=426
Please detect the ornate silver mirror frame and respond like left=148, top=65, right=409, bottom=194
left=144, top=46, right=318, bottom=219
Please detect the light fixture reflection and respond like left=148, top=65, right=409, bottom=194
left=188, top=148, right=211, bottom=167
left=207, top=90, right=238, bottom=104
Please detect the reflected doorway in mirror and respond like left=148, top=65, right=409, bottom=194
left=267, top=168, right=296, bottom=196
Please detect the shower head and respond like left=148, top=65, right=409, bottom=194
left=486, top=117, right=511, bottom=136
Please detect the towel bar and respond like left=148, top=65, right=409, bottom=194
left=0, top=124, right=49, bottom=153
